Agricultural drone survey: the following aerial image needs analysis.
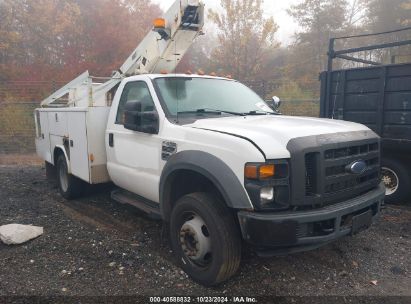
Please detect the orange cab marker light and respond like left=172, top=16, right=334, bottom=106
left=160, top=70, right=168, bottom=74
left=245, top=165, right=258, bottom=179
left=185, top=70, right=192, bottom=75
left=89, top=153, right=95, bottom=163
left=259, top=165, right=275, bottom=179
left=197, top=69, right=205, bottom=75
left=210, top=72, right=217, bottom=76
left=154, top=18, right=166, bottom=28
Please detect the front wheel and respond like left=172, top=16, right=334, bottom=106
left=169, top=193, right=241, bottom=286
left=56, top=154, right=84, bottom=200
left=381, top=158, right=411, bottom=204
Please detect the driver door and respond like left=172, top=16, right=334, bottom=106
left=107, top=80, right=162, bottom=203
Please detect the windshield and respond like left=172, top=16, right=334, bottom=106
left=154, top=77, right=273, bottom=117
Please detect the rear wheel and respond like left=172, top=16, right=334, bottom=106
left=169, top=192, right=241, bottom=286
left=57, top=154, right=84, bottom=200
left=381, top=158, right=411, bottom=204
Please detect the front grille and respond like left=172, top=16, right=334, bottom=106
left=324, top=143, right=379, bottom=160
left=305, top=153, right=318, bottom=196
left=304, top=141, right=380, bottom=205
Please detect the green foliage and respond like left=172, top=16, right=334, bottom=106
left=280, top=100, right=320, bottom=118
left=0, top=103, right=37, bottom=153
left=270, top=81, right=317, bottom=100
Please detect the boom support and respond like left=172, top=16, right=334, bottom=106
left=41, top=0, right=204, bottom=108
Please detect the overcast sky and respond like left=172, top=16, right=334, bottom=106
left=152, top=0, right=301, bottom=45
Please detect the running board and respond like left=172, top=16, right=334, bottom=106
left=111, top=189, right=161, bottom=219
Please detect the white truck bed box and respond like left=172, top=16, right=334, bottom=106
left=35, top=107, right=111, bottom=184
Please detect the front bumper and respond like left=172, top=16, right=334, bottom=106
left=237, top=183, right=385, bottom=255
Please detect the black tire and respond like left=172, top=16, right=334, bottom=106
left=56, top=154, right=84, bottom=200
left=169, top=192, right=241, bottom=286
left=381, top=157, right=411, bottom=204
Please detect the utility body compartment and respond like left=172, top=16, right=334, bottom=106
left=35, top=107, right=111, bottom=184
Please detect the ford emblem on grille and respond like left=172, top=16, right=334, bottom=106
left=346, top=160, right=367, bottom=175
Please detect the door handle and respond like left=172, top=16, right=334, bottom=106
left=109, top=133, right=114, bottom=147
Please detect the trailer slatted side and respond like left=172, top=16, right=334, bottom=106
left=320, top=63, right=411, bottom=145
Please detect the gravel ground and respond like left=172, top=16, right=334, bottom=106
left=0, top=165, right=410, bottom=297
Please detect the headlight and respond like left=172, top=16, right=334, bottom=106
left=260, top=186, right=275, bottom=207
left=244, top=160, right=290, bottom=211
left=260, top=186, right=274, bottom=201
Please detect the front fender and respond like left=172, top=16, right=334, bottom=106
left=159, top=151, right=253, bottom=219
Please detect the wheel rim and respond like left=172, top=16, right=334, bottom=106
left=59, top=161, right=69, bottom=192
left=381, top=167, right=399, bottom=196
left=179, top=213, right=212, bottom=267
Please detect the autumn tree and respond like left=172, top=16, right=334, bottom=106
left=366, top=0, right=411, bottom=32
left=209, top=0, right=279, bottom=81
left=0, top=0, right=161, bottom=83
left=0, top=0, right=84, bottom=81
left=76, top=0, right=162, bottom=77
left=364, top=0, right=411, bottom=63
left=176, top=34, right=219, bottom=74
left=284, top=0, right=373, bottom=96
left=288, top=0, right=350, bottom=73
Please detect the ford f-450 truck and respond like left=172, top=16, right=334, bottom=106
left=34, top=0, right=385, bottom=286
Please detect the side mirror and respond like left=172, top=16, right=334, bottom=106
left=270, top=96, right=282, bottom=111
left=124, top=100, right=159, bottom=134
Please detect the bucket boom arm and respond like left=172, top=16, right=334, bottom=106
left=120, top=0, right=204, bottom=76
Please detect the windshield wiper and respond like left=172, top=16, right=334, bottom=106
left=177, top=108, right=246, bottom=116
left=244, top=110, right=280, bottom=116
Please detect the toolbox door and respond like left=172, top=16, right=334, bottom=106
left=67, top=112, right=90, bottom=183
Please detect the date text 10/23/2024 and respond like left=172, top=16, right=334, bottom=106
left=149, top=297, right=258, bottom=303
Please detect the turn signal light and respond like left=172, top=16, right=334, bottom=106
left=259, top=165, right=275, bottom=179
left=245, top=164, right=275, bottom=179
left=153, top=18, right=166, bottom=28
left=245, top=163, right=288, bottom=180
left=245, top=165, right=258, bottom=179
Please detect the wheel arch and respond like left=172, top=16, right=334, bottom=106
left=53, top=145, right=71, bottom=173
left=159, top=151, right=253, bottom=220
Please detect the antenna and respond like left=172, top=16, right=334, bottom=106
left=175, top=39, right=179, bottom=124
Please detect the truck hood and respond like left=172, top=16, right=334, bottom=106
left=188, top=115, right=371, bottom=159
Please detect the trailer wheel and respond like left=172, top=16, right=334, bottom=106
left=169, top=192, right=241, bottom=286
left=381, top=158, right=411, bottom=204
left=57, top=155, right=84, bottom=200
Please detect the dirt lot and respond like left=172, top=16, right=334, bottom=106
left=0, top=164, right=410, bottom=297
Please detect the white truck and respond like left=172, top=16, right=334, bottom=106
left=35, top=0, right=385, bottom=286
